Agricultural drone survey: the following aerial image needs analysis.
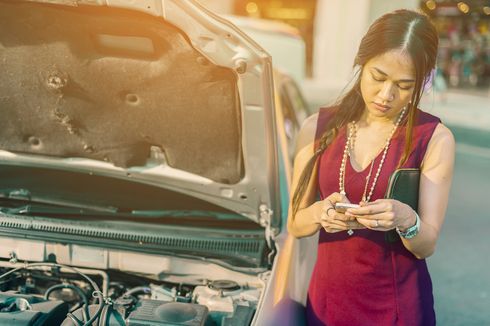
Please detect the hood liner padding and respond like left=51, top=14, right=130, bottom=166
left=0, top=2, right=243, bottom=184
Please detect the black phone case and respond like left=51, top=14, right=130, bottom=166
left=384, top=168, right=420, bottom=243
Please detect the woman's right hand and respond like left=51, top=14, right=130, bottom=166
left=319, top=192, right=365, bottom=233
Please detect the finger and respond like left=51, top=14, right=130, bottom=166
left=322, top=206, right=336, bottom=218
left=359, top=200, right=376, bottom=207
left=344, top=214, right=357, bottom=221
left=325, top=192, right=350, bottom=206
left=330, top=219, right=352, bottom=228
left=323, top=208, right=351, bottom=222
left=332, top=211, right=351, bottom=222
left=353, top=211, right=395, bottom=227
left=321, top=205, right=350, bottom=222
left=322, top=198, right=333, bottom=211
left=346, top=202, right=385, bottom=217
left=320, top=214, right=328, bottom=223
left=359, top=199, right=392, bottom=208
left=323, top=220, right=365, bottom=232
left=323, top=227, right=343, bottom=233
left=321, top=198, right=337, bottom=215
left=356, top=217, right=381, bottom=230
left=320, top=218, right=352, bottom=229
left=345, top=220, right=366, bottom=229
left=320, top=208, right=334, bottom=221
left=351, top=211, right=386, bottom=220
left=319, top=211, right=329, bottom=224
left=356, top=217, right=393, bottom=230
left=320, top=222, right=345, bottom=233
left=320, top=215, right=349, bottom=228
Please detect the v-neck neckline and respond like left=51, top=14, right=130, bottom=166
left=348, top=151, right=380, bottom=174
left=348, top=140, right=391, bottom=174
left=345, top=123, right=402, bottom=174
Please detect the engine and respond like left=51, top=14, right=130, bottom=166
left=0, top=262, right=259, bottom=325
left=0, top=292, right=69, bottom=325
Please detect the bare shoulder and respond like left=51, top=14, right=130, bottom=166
left=422, top=123, right=455, bottom=171
left=294, top=112, right=319, bottom=157
left=429, top=123, right=455, bottom=150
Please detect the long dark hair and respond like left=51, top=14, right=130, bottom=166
left=291, top=9, right=439, bottom=219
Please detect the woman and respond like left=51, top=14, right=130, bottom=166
left=287, top=10, right=455, bottom=325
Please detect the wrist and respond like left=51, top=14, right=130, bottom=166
left=399, top=209, right=418, bottom=232
left=396, top=209, right=420, bottom=239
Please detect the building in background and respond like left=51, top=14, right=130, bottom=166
left=199, top=0, right=488, bottom=107
left=233, top=0, right=318, bottom=78
left=421, top=1, right=490, bottom=92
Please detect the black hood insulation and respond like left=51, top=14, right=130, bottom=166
left=0, top=1, right=243, bottom=184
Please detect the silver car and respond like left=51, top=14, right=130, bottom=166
left=0, top=0, right=310, bottom=325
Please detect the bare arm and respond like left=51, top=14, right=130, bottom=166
left=287, top=113, right=364, bottom=238
left=402, top=123, right=455, bottom=258
left=349, top=123, right=455, bottom=258
left=286, top=113, right=322, bottom=238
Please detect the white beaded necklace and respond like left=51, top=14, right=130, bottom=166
left=339, top=107, right=406, bottom=203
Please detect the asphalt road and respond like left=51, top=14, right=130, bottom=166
left=429, top=142, right=490, bottom=325
left=420, top=91, right=490, bottom=325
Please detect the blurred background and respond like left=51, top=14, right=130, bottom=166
left=200, top=0, right=490, bottom=102
left=199, top=0, right=490, bottom=325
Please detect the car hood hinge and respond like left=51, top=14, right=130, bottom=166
left=258, top=204, right=277, bottom=253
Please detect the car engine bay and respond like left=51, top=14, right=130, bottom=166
left=0, top=261, right=261, bottom=325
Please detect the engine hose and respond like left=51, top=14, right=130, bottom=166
left=97, top=304, right=112, bottom=326
left=0, top=262, right=106, bottom=326
left=123, top=286, right=151, bottom=297
left=67, top=312, right=84, bottom=326
left=44, top=283, right=89, bottom=305
left=44, top=283, right=90, bottom=322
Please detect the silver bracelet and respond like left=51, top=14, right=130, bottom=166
left=395, top=210, right=420, bottom=239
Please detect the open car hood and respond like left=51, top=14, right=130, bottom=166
left=0, top=0, right=281, bottom=230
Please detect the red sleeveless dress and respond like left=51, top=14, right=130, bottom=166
left=305, top=107, right=440, bottom=326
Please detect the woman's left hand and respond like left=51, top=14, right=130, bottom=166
left=345, top=199, right=416, bottom=231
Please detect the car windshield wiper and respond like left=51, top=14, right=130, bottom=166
left=129, top=210, right=243, bottom=220
left=1, top=206, right=242, bottom=220
left=0, top=188, right=117, bottom=212
left=0, top=188, right=243, bottom=220
left=0, top=204, right=118, bottom=216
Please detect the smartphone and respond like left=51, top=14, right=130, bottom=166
left=334, top=202, right=360, bottom=213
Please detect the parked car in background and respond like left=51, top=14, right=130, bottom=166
left=274, top=70, right=310, bottom=163
left=0, top=0, right=309, bottom=325
left=224, top=15, right=307, bottom=86
left=224, top=17, right=316, bottom=318
left=225, top=15, right=311, bottom=163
